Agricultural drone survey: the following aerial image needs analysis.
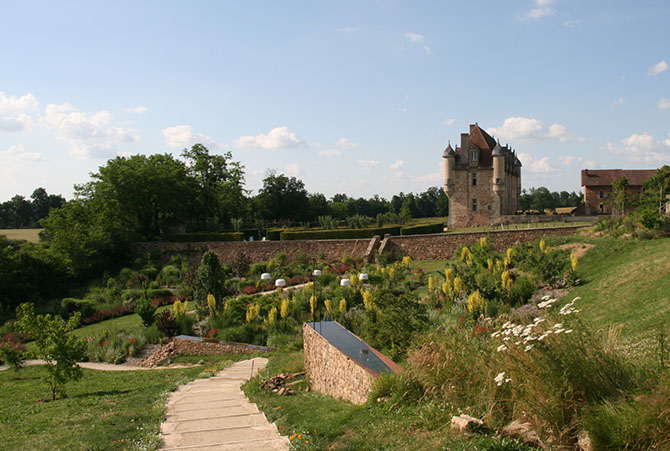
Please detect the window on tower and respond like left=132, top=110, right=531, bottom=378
left=472, top=198, right=478, bottom=212
left=472, top=172, right=477, bottom=186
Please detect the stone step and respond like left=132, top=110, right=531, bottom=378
left=160, top=436, right=289, bottom=451
left=173, top=386, right=245, bottom=395
left=162, top=424, right=281, bottom=448
left=168, top=391, right=244, bottom=403
left=168, top=397, right=248, bottom=410
left=166, top=404, right=259, bottom=421
left=161, top=412, right=268, bottom=433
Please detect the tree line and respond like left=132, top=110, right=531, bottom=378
left=0, top=144, right=586, bottom=313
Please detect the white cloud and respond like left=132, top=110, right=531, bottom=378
left=0, top=144, right=43, bottom=162
left=234, top=126, right=303, bottom=149
left=557, top=155, right=584, bottom=166
left=603, top=132, right=670, bottom=163
left=648, top=60, right=668, bottom=76
left=613, top=97, right=625, bottom=105
left=339, top=27, right=356, bottom=33
left=443, top=118, right=456, bottom=126
left=125, top=105, right=148, bottom=114
left=404, top=32, right=425, bottom=43
left=318, top=149, right=342, bottom=158
left=562, top=19, right=582, bottom=28
left=390, top=160, right=404, bottom=170
left=336, top=137, right=357, bottom=149
left=0, top=92, right=38, bottom=132
left=518, top=0, right=554, bottom=20
left=423, top=45, right=432, bottom=55
left=487, top=117, right=578, bottom=143
left=518, top=153, right=560, bottom=173
left=357, top=159, right=379, bottom=170
left=162, top=125, right=216, bottom=148
left=286, top=163, right=300, bottom=176
left=658, top=98, right=670, bottom=109
left=44, top=102, right=140, bottom=159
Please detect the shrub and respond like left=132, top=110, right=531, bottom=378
left=85, top=327, right=147, bottom=364
left=15, top=303, right=87, bottom=400
left=249, top=261, right=268, bottom=276
left=60, top=297, right=97, bottom=318
left=164, top=232, right=244, bottom=242
left=134, top=292, right=157, bottom=327
left=279, top=225, right=401, bottom=240
left=217, top=323, right=267, bottom=346
left=156, top=310, right=179, bottom=337
left=0, top=333, right=26, bottom=370
left=156, top=264, right=182, bottom=286
left=508, top=275, right=536, bottom=306
left=400, top=222, right=444, bottom=235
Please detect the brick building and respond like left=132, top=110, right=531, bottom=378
left=443, top=123, right=522, bottom=228
left=581, top=169, right=657, bottom=215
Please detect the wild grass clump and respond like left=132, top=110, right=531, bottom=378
left=396, top=296, right=644, bottom=447
left=85, top=327, right=147, bottom=364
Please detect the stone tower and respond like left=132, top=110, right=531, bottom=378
left=443, top=124, right=521, bottom=228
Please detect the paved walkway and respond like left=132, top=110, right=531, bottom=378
left=160, top=357, right=289, bottom=451
left=0, top=359, right=194, bottom=372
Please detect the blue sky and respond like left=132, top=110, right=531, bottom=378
left=1, top=0, right=669, bottom=201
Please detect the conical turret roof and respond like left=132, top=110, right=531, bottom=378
left=442, top=141, right=455, bottom=158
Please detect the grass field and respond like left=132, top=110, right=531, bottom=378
left=0, top=228, right=42, bottom=242
left=0, top=365, right=203, bottom=450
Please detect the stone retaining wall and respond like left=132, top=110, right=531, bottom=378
left=382, top=225, right=586, bottom=261
left=303, top=323, right=377, bottom=405
left=134, top=226, right=587, bottom=265
left=134, top=238, right=370, bottom=266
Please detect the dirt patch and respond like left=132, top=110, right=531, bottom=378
left=551, top=242, right=594, bottom=259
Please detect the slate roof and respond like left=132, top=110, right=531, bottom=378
left=581, top=169, right=657, bottom=187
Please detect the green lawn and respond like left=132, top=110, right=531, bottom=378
left=0, top=365, right=203, bottom=450
left=70, top=305, right=171, bottom=339
left=0, top=228, right=42, bottom=242
left=564, top=236, right=670, bottom=342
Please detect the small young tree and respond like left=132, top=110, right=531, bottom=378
left=135, top=291, right=157, bottom=327
left=15, top=303, right=86, bottom=400
left=193, top=251, right=226, bottom=311
left=0, top=333, right=26, bottom=371
left=612, top=176, right=629, bottom=217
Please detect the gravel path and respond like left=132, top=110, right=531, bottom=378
left=160, top=357, right=289, bottom=451
left=0, top=359, right=196, bottom=372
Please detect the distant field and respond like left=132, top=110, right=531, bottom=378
left=0, top=228, right=42, bottom=242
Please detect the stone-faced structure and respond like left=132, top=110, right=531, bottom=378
left=581, top=169, right=657, bottom=215
left=443, top=124, right=522, bottom=228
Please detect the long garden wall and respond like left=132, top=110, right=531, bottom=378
left=134, top=225, right=587, bottom=265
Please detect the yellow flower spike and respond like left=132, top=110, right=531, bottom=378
left=324, top=299, right=332, bottom=312
left=539, top=239, right=547, bottom=253
left=570, top=251, right=579, bottom=272
left=428, top=276, right=435, bottom=292
left=309, top=295, right=317, bottom=315
left=453, top=277, right=463, bottom=296
left=207, top=294, right=217, bottom=313
left=363, top=291, right=373, bottom=311
left=349, top=274, right=357, bottom=286
left=444, top=267, right=454, bottom=285
left=479, top=237, right=488, bottom=247
left=506, top=248, right=513, bottom=260
left=339, top=298, right=347, bottom=314
left=487, top=259, right=494, bottom=271
left=268, top=306, right=277, bottom=326
left=467, top=290, right=486, bottom=315
left=280, top=298, right=290, bottom=319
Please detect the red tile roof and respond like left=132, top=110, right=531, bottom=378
left=581, top=169, right=657, bottom=187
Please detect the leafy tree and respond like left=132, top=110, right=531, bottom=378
left=15, top=303, right=86, bottom=400
left=612, top=176, right=630, bottom=216
left=193, top=251, right=226, bottom=311
left=641, top=165, right=670, bottom=213
left=182, top=144, right=246, bottom=230
left=254, top=171, right=310, bottom=222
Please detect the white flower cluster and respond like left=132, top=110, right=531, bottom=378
left=559, top=296, right=581, bottom=315
left=537, top=295, right=557, bottom=309
left=494, top=371, right=511, bottom=386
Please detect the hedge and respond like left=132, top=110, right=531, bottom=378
left=400, top=222, right=445, bottom=236
left=279, top=225, right=401, bottom=240
left=164, top=232, right=244, bottom=242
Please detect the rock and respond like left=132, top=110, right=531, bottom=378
left=450, top=414, right=485, bottom=434
left=577, top=430, right=592, bottom=451
left=502, top=420, right=545, bottom=449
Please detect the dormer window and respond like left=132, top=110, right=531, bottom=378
left=470, top=149, right=478, bottom=162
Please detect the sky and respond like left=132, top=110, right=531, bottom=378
left=1, top=0, right=670, bottom=202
